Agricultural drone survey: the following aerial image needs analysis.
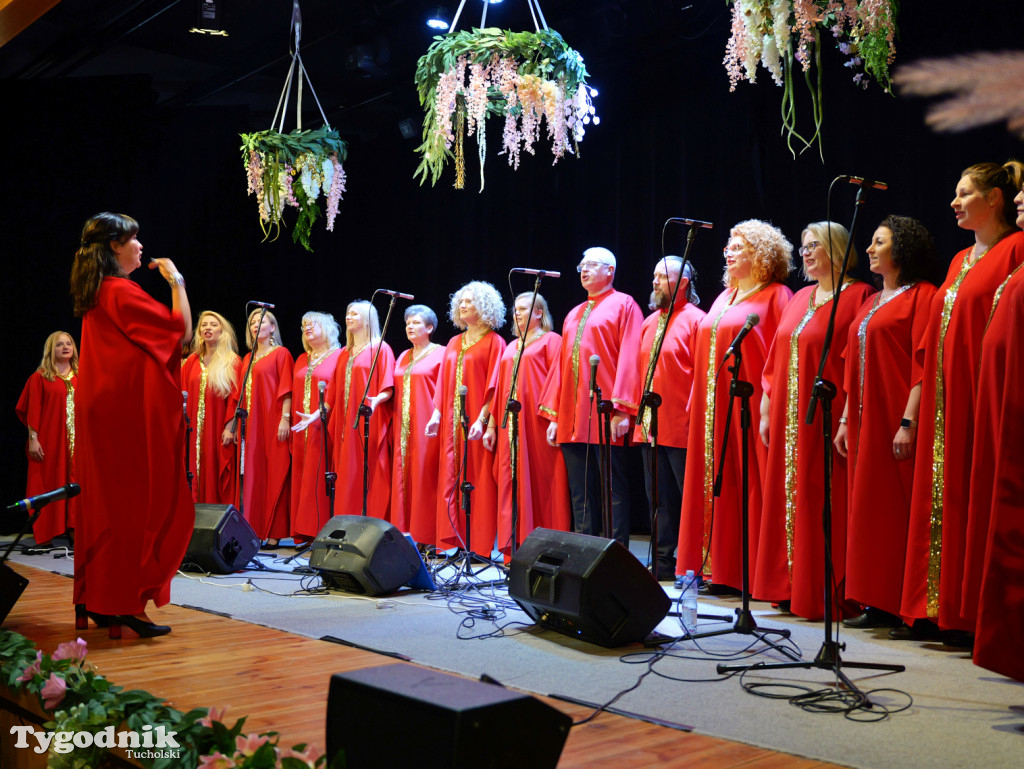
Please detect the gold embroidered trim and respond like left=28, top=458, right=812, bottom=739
left=57, top=373, right=76, bottom=461
left=640, top=312, right=670, bottom=442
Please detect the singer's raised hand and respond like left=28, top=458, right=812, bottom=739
left=291, top=411, right=318, bottom=432
left=147, top=257, right=181, bottom=283
left=425, top=408, right=441, bottom=437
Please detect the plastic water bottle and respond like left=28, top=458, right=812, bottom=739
left=680, top=569, right=698, bottom=636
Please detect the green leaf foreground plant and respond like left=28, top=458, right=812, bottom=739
left=240, top=126, right=348, bottom=253
left=1, top=630, right=343, bottom=768
left=413, top=27, right=595, bottom=188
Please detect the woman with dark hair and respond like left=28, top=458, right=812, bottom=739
left=70, top=212, right=192, bottom=638
left=900, top=161, right=1024, bottom=645
left=391, top=305, right=445, bottom=545
left=835, top=216, right=939, bottom=629
left=181, top=311, right=241, bottom=506
left=326, top=300, right=394, bottom=519
left=675, top=220, right=794, bottom=592
left=289, top=312, right=342, bottom=542
left=755, top=221, right=874, bottom=620
left=226, top=309, right=293, bottom=547
left=425, top=281, right=506, bottom=555
left=475, top=292, right=570, bottom=556
left=16, top=331, right=79, bottom=546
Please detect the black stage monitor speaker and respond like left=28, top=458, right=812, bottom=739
left=508, top=528, right=670, bottom=647
left=0, top=563, right=29, bottom=625
left=326, top=663, right=570, bottom=769
left=182, top=504, right=260, bottom=574
left=309, top=515, right=421, bottom=596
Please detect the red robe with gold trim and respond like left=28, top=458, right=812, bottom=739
left=181, top=352, right=241, bottom=507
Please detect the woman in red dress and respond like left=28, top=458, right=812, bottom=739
left=425, top=281, right=506, bottom=555
left=835, top=216, right=940, bottom=630
left=326, top=301, right=394, bottom=519
left=16, top=331, right=79, bottom=546
left=755, top=221, right=874, bottom=620
left=71, top=212, right=193, bottom=638
left=289, top=311, right=342, bottom=541
left=476, top=293, right=570, bottom=556
left=900, top=161, right=1024, bottom=645
left=390, top=305, right=445, bottom=545
left=181, top=311, right=240, bottom=506
left=227, top=309, right=293, bottom=547
left=675, top=220, right=794, bottom=592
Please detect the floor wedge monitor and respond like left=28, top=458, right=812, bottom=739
left=326, top=663, right=570, bottom=768
left=182, top=504, right=260, bottom=574
left=508, top=528, right=670, bottom=647
left=309, top=515, right=422, bottom=595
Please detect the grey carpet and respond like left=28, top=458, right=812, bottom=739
left=6, top=539, right=1023, bottom=769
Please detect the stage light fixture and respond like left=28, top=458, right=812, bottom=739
left=426, top=6, right=450, bottom=30
left=190, top=0, right=228, bottom=36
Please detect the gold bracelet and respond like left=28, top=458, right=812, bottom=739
left=167, top=272, right=185, bottom=287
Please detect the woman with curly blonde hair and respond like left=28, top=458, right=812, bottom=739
left=676, top=220, right=794, bottom=593
left=426, top=281, right=506, bottom=554
left=16, top=331, right=80, bottom=546
left=182, top=311, right=241, bottom=506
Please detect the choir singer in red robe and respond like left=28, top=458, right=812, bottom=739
left=835, top=217, right=939, bottom=630
left=632, top=258, right=705, bottom=581
left=540, top=247, right=643, bottom=547
left=70, top=212, right=193, bottom=639
left=16, top=331, right=79, bottom=547
left=426, top=282, right=506, bottom=555
left=900, top=161, right=1024, bottom=646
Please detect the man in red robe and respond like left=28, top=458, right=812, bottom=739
left=632, top=257, right=705, bottom=580
left=540, top=247, right=643, bottom=546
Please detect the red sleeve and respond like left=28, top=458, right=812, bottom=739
left=109, top=279, right=185, bottom=374
left=273, top=348, right=294, bottom=402
left=377, top=343, right=396, bottom=394
left=16, top=372, right=43, bottom=431
left=611, top=297, right=643, bottom=415
left=538, top=345, right=561, bottom=421
left=911, top=284, right=937, bottom=389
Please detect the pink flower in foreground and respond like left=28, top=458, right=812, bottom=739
left=278, top=744, right=323, bottom=767
left=52, top=638, right=88, bottom=664
left=198, top=705, right=228, bottom=729
left=235, top=733, right=269, bottom=757
left=198, top=751, right=236, bottom=769
left=16, top=651, right=42, bottom=683
left=41, top=673, right=67, bottom=710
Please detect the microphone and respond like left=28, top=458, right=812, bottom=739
left=248, top=300, right=275, bottom=309
left=7, top=483, right=81, bottom=513
left=841, top=175, right=888, bottom=191
left=510, top=268, right=562, bottom=278
left=376, top=289, right=415, bottom=300
left=182, top=390, right=189, bottom=416
left=589, top=355, right=600, bottom=400
left=318, top=379, right=327, bottom=418
left=458, top=385, right=468, bottom=429
left=668, top=218, right=714, bottom=229
left=724, top=314, right=760, bottom=359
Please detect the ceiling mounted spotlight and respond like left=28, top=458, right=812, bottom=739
left=426, top=6, right=450, bottom=30
left=189, top=0, right=228, bottom=36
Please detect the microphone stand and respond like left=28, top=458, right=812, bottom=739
left=636, top=220, right=701, bottom=579
left=321, top=393, right=336, bottom=518
left=595, top=382, right=614, bottom=541
left=681, top=346, right=795, bottom=653
left=501, top=274, right=546, bottom=558
left=718, top=183, right=904, bottom=699
left=183, top=393, right=194, bottom=491
left=232, top=307, right=268, bottom=518
left=354, top=292, right=401, bottom=516
left=450, top=391, right=482, bottom=581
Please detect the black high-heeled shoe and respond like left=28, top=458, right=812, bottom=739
left=75, top=604, right=114, bottom=629
left=108, top=615, right=171, bottom=639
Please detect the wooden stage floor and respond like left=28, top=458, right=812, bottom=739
left=1, top=563, right=847, bottom=769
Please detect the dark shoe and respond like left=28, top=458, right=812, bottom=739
left=771, top=600, right=792, bottom=613
left=109, top=615, right=171, bottom=639
left=648, top=564, right=676, bottom=582
left=260, top=540, right=280, bottom=551
left=888, top=619, right=940, bottom=641
left=940, top=630, right=974, bottom=649
left=701, top=582, right=742, bottom=597
left=843, top=607, right=902, bottom=629
left=75, top=604, right=113, bottom=629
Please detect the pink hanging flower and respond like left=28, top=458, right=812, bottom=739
left=16, top=651, right=43, bottom=683
left=41, top=673, right=67, bottom=710
left=324, top=155, right=346, bottom=233
left=52, top=638, right=88, bottom=664
left=198, top=751, right=236, bottom=769
left=235, top=733, right=269, bottom=757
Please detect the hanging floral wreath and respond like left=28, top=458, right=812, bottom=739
left=240, top=127, right=348, bottom=252
left=414, top=27, right=597, bottom=190
left=724, top=1, right=899, bottom=157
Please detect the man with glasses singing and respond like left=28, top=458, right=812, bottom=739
left=540, top=247, right=643, bottom=546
